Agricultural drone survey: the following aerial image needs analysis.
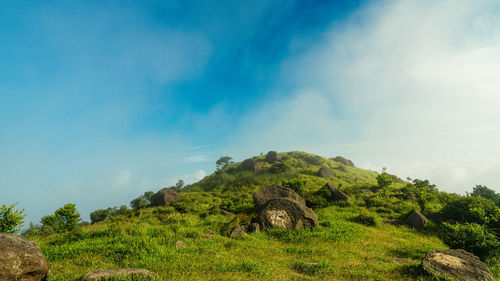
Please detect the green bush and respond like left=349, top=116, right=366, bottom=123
left=440, top=222, right=500, bottom=263
left=90, top=208, right=111, bottom=224
left=130, top=191, right=155, bottom=210
left=269, top=162, right=289, bottom=173
left=442, top=196, right=500, bottom=227
left=41, top=203, right=81, bottom=233
left=0, top=203, right=26, bottom=234
left=282, top=179, right=306, bottom=197
left=352, top=209, right=380, bottom=227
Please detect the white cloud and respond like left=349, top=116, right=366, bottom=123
left=230, top=0, right=500, bottom=193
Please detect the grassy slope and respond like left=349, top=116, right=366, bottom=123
left=27, top=152, right=499, bottom=280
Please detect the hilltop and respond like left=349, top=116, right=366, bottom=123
left=20, top=151, right=500, bottom=280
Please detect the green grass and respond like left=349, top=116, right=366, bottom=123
left=25, top=151, right=499, bottom=280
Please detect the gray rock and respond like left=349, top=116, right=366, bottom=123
left=240, top=159, right=262, bottom=172
left=257, top=198, right=318, bottom=229
left=0, top=233, right=50, bottom=281
left=253, top=185, right=306, bottom=208
left=332, top=156, right=355, bottom=167
left=266, top=151, right=281, bottom=163
left=405, top=210, right=428, bottom=229
left=221, top=210, right=235, bottom=217
left=152, top=188, right=180, bottom=206
left=318, top=167, right=335, bottom=178
left=324, top=183, right=351, bottom=202
left=229, top=226, right=246, bottom=238
left=359, top=189, right=373, bottom=194
left=421, top=249, right=494, bottom=281
left=79, top=268, right=156, bottom=281
left=246, top=223, right=260, bottom=233
left=175, top=240, right=187, bottom=248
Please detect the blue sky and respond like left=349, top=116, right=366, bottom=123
left=2, top=0, right=500, bottom=225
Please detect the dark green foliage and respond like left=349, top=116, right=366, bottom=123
left=282, top=179, right=306, bottom=196
left=0, top=203, right=26, bottom=234
left=352, top=209, right=380, bottom=227
left=216, top=156, right=233, bottom=170
left=442, top=196, right=500, bottom=227
left=440, top=222, right=500, bottom=263
left=90, top=208, right=111, bottom=223
left=41, top=203, right=81, bottom=233
left=471, top=185, right=500, bottom=206
left=403, top=179, right=440, bottom=212
left=376, top=173, right=393, bottom=188
left=269, top=162, right=289, bottom=173
left=130, top=191, right=155, bottom=210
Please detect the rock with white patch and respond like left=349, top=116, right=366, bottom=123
left=257, top=198, right=318, bottom=229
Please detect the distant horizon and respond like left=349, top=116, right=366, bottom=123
left=2, top=0, right=499, bottom=228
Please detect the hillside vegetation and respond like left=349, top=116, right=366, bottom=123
left=23, top=151, right=499, bottom=280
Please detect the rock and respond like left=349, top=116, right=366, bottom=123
left=240, top=159, right=262, bottom=172
left=257, top=198, right=318, bottom=229
left=229, top=226, right=246, bottom=238
left=152, top=188, right=180, bottom=206
left=0, top=233, right=50, bottom=281
left=221, top=210, right=235, bottom=217
left=318, top=167, right=335, bottom=178
left=203, top=230, right=216, bottom=237
left=324, top=183, right=351, bottom=202
left=332, top=156, right=355, bottom=167
left=245, top=223, right=260, bottom=233
left=389, top=258, right=413, bottom=264
left=405, top=210, right=428, bottom=229
left=79, top=268, right=156, bottom=281
left=266, top=151, right=281, bottom=163
left=253, top=185, right=306, bottom=208
left=359, top=189, right=373, bottom=194
left=175, top=240, right=187, bottom=248
left=421, top=249, right=494, bottom=281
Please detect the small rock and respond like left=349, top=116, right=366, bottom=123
left=229, top=226, right=246, bottom=238
left=318, top=167, right=335, bottom=178
left=203, top=230, right=216, bottom=237
left=324, top=183, right=351, bottom=202
left=405, top=210, right=428, bottom=229
left=175, top=240, right=187, bottom=248
left=246, top=223, right=260, bottom=233
left=266, top=151, right=281, bottom=163
left=421, top=249, right=494, bottom=281
left=240, top=159, right=262, bottom=172
left=221, top=210, right=236, bottom=217
left=0, top=233, right=50, bottom=281
left=359, top=189, right=373, bottom=194
left=79, top=268, right=156, bottom=281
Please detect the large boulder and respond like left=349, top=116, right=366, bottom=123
left=405, top=210, right=428, bottom=229
left=253, top=185, right=306, bottom=208
left=332, top=156, right=355, bottom=167
left=257, top=198, right=318, bottom=229
left=0, top=233, right=50, bottom=281
left=79, top=268, right=156, bottom=281
left=240, top=158, right=262, bottom=172
left=266, top=151, right=281, bottom=163
left=152, top=188, right=180, bottom=206
left=421, top=249, right=494, bottom=281
left=318, top=167, right=335, bottom=178
left=324, top=183, right=351, bottom=202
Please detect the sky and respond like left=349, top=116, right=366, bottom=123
left=1, top=0, right=499, bottom=225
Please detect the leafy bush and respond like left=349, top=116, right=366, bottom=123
left=130, top=191, right=155, bottom=210
left=440, top=222, right=500, bottom=263
left=0, top=203, right=26, bottom=234
left=442, top=196, right=500, bottom=227
left=471, top=185, right=500, bottom=206
left=90, top=208, right=111, bottom=224
left=41, top=203, right=81, bottom=233
left=352, top=209, right=380, bottom=227
left=376, top=173, right=393, bottom=188
left=269, top=162, right=289, bottom=173
left=282, top=179, right=306, bottom=196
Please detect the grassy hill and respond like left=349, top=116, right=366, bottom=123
left=26, top=151, right=499, bottom=280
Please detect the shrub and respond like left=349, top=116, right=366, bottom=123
left=41, top=203, right=81, bottom=233
left=352, top=209, right=380, bottom=227
left=90, top=208, right=111, bottom=224
left=0, top=203, right=26, bottom=234
left=442, top=196, right=500, bottom=227
left=130, top=191, right=155, bottom=210
left=376, top=173, right=393, bottom=188
left=471, top=185, right=500, bottom=206
left=440, top=222, right=500, bottom=263
left=269, top=162, right=289, bottom=173
left=282, top=179, right=306, bottom=196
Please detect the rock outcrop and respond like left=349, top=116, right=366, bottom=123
left=257, top=198, right=318, bottom=229
left=253, top=185, right=306, bottom=208
left=318, top=167, right=334, bottom=178
left=324, top=183, right=351, bottom=202
left=405, top=210, right=428, bottom=229
left=240, top=159, right=262, bottom=172
left=0, top=233, right=50, bottom=281
left=79, top=268, right=156, bottom=281
left=152, top=188, right=180, bottom=206
left=421, top=249, right=494, bottom=281
left=229, top=226, right=246, bottom=238
left=332, top=156, right=354, bottom=167
left=266, top=151, right=281, bottom=163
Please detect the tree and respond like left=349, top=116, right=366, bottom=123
left=216, top=156, right=233, bottom=170
left=176, top=179, right=185, bottom=189
left=471, top=185, right=500, bottom=206
left=0, top=203, right=26, bottom=234
left=90, top=208, right=111, bottom=224
left=41, top=203, right=81, bottom=233
left=376, top=172, right=393, bottom=188
left=130, top=191, right=155, bottom=210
